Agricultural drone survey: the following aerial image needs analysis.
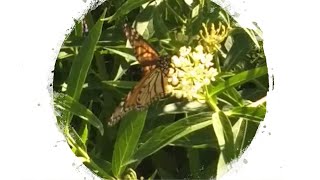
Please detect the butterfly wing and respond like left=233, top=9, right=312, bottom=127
left=108, top=24, right=169, bottom=126
left=109, top=68, right=168, bottom=126
left=123, top=24, right=160, bottom=68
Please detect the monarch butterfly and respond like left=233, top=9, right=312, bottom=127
left=108, top=24, right=171, bottom=126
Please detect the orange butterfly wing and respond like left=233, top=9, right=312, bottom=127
left=108, top=24, right=170, bottom=126
left=108, top=68, right=167, bottom=126
left=123, top=24, right=160, bottom=68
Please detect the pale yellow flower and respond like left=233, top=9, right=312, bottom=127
left=179, top=46, right=192, bottom=57
left=167, top=45, right=219, bottom=102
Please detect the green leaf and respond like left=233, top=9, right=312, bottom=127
left=66, top=9, right=106, bottom=101
left=225, top=106, right=266, bottom=122
left=223, top=32, right=252, bottom=71
left=232, top=118, right=247, bottom=156
left=219, top=88, right=244, bottom=107
left=112, top=110, right=147, bottom=177
left=209, top=66, right=268, bottom=97
left=153, top=6, right=169, bottom=39
left=136, top=4, right=155, bottom=27
left=243, top=28, right=261, bottom=49
left=102, top=80, right=136, bottom=90
left=171, top=126, right=218, bottom=148
left=88, top=156, right=114, bottom=179
left=106, top=0, right=151, bottom=22
left=62, top=9, right=106, bottom=132
left=212, top=111, right=235, bottom=162
left=212, top=111, right=235, bottom=178
left=130, top=112, right=213, bottom=164
left=54, top=92, right=104, bottom=135
left=78, top=120, right=89, bottom=146
left=84, top=154, right=115, bottom=180
left=101, top=47, right=136, bottom=63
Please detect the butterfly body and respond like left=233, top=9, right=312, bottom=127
left=108, top=24, right=171, bottom=126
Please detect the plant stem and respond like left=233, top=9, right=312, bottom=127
left=66, top=132, right=114, bottom=179
left=205, top=86, right=220, bottom=112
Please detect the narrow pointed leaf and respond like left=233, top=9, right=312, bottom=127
left=112, top=110, right=147, bottom=177
left=225, top=106, right=266, bottom=122
left=130, top=112, right=212, bottom=164
left=54, top=92, right=104, bottom=135
left=212, top=111, right=235, bottom=162
left=107, top=0, right=151, bottom=22
left=209, top=66, right=268, bottom=97
left=66, top=9, right=106, bottom=101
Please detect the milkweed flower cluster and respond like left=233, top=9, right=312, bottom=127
left=166, top=45, right=218, bottom=102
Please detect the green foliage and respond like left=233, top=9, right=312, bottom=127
left=53, top=0, right=268, bottom=179
left=112, top=110, right=147, bottom=177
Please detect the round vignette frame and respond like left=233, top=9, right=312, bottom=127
left=49, top=0, right=274, bottom=179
